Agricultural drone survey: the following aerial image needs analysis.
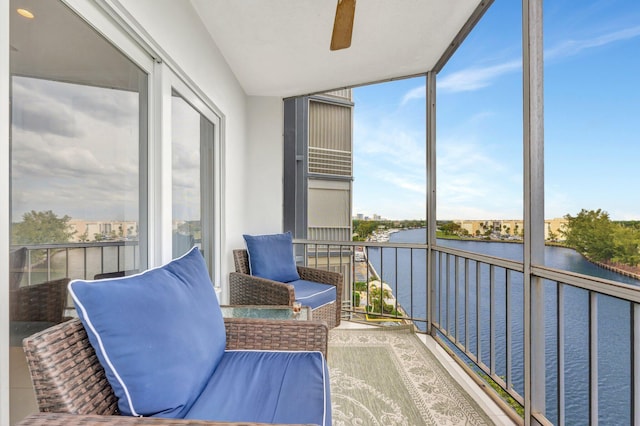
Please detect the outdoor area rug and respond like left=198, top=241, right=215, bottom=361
left=328, top=326, right=495, bottom=425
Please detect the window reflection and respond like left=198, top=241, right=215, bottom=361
left=9, top=0, right=148, bottom=422
left=171, top=91, right=215, bottom=261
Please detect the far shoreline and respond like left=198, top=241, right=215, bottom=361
left=389, top=229, right=640, bottom=281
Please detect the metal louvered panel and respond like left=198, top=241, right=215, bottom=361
left=323, top=89, right=352, bottom=100
left=308, top=146, right=351, bottom=176
left=309, top=101, right=352, bottom=152
left=308, top=226, right=351, bottom=242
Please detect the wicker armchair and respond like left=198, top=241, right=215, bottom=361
left=229, top=249, right=342, bottom=328
left=10, top=247, right=70, bottom=324
left=23, top=317, right=328, bottom=420
left=10, top=278, right=70, bottom=323
left=10, top=247, right=28, bottom=290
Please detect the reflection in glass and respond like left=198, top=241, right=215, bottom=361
left=172, top=93, right=200, bottom=257
left=9, top=0, right=147, bottom=422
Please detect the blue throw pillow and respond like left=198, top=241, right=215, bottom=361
left=243, top=232, right=300, bottom=282
left=69, top=247, right=226, bottom=418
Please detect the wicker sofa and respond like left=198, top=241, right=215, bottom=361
left=23, top=317, right=328, bottom=422
left=229, top=249, right=343, bottom=328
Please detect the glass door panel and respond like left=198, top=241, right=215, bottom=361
left=9, top=0, right=149, bottom=422
left=171, top=90, right=215, bottom=267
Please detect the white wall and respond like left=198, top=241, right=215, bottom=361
left=0, top=0, right=286, bottom=420
left=244, top=96, right=284, bottom=235
left=115, top=1, right=286, bottom=297
left=115, top=0, right=250, bottom=290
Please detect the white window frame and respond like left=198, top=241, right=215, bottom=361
left=161, top=69, right=223, bottom=286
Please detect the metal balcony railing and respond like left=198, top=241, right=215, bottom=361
left=10, top=241, right=140, bottom=286
left=294, top=239, right=640, bottom=426
left=11, top=239, right=640, bottom=424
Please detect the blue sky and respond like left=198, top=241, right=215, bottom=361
left=352, top=0, right=640, bottom=221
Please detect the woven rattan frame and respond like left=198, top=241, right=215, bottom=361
left=10, top=247, right=27, bottom=290
left=230, top=249, right=342, bottom=328
left=17, top=412, right=313, bottom=425
left=23, top=318, right=328, bottom=419
left=10, top=278, right=70, bottom=323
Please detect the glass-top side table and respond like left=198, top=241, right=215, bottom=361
left=220, top=305, right=310, bottom=321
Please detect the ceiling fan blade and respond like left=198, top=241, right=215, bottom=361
left=330, top=0, right=356, bottom=51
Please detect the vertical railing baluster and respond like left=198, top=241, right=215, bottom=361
left=395, top=248, right=399, bottom=318
left=65, top=247, right=69, bottom=278
left=410, top=248, right=414, bottom=319
left=27, top=250, right=32, bottom=285
left=439, top=252, right=443, bottom=327
left=558, top=282, right=565, bottom=426
left=379, top=247, right=384, bottom=316
left=506, top=269, right=512, bottom=392
left=633, top=303, right=640, bottom=425
left=326, top=244, right=330, bottom=270
left=454, top=255, right=459, bottom=344
left=100, top=245, right=105, bottom=274
left=446, top=254, right=450, bottom=334
left=83, top=247, right=88, bottom=280
left=47, top=248, right=51, bottom=281
left=465, top=258, right=470, bottom=355
left=590, top=291, right=599, bottom=426
left=351, top=245, right=356, bottom=315
left=490, top=265, right=495, bottom=375
left=365, top=246, right=370, bottom=317
left=476, top=261, right=481, bottom=364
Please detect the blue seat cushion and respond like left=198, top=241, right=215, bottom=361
left=69, top=247, right=226, bottom=418
left=185, top=350, right=331, bottom=426
left=243, top=232, right=300, bottom=282
left=289, top=279, right=336, bottom=310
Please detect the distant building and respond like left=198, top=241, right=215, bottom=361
left=454, top=218, right=567, bottom=240
left=69, top=219, right=138, bottom=242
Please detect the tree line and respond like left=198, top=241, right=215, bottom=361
left=561, top=209, right=640, bottom=267
left=11, top=209, right=639, bottom=268
left=352, top=219, right=426, bottom=241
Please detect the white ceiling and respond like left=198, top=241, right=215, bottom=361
left=190, top=0, right=486, bottom=98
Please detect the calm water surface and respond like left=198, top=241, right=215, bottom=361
left=367, top=228, right=640, bottom=425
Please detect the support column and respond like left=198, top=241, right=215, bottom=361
left=426, top=71, right=437, bottom=335
left=522, top=0, right=545, bottom=424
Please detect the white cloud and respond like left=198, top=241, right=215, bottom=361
left=436, top=138, right=522, bottom=220
left=353, top=114, right=426, bottom=219
left=437, top=25, right=640, bottom=94
left=401, top=85, right=426, bottom=105
left=438, top=60, right=521, bottom=93
left=11, top=77, right=141, bottom=221
left=378, top=171, right=426, bottom=195
left=546, top=25, right=640, bottom=60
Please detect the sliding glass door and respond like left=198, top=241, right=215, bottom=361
left=9, top=0, right=151, bottom=422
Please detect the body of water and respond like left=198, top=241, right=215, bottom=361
left=367, top=228, right=640, bottom=425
